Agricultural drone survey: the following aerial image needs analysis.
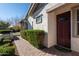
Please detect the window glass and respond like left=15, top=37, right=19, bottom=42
left=36, top=15, right=42, bottom=24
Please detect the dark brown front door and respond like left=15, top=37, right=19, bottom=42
left=57, top=11, right=71, bottom=48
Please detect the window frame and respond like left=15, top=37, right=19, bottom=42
left=72, top=7, right=79, bottom=37
left=77, top=9, right=79, bottom=35
left=36, top=14, right=43, bottom=24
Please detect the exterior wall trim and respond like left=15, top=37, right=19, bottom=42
left=28, top=4, right=34, bottom=15
left=47, top=3, right=66, bottom=13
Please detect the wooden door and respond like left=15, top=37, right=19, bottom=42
left=57, top=11, right=71, bottom=48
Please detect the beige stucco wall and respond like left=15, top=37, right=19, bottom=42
left=48, top=11, right=57, bottom=47
left=28, top=3, right=63, bottom=47
left=28, top=3, right=79, bottom=52
left=48, top=3, right=79, bottom=52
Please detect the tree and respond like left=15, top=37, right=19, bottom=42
left=0, top=21, right=10, bottom=29
left=7, top=17, right=22, bottom=26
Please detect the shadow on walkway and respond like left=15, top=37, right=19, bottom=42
left=40, top=46, right=79, bottom=56
left=14, top=36, right=79, bottom=56
left=13, top=36, right=20, bottom=41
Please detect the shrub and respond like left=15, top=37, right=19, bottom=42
left=0, top=35, right=12, bottom=45
left=20, top=30, right=45, bottom=48
left=10, top=26, right=21, bottom=32
left=0, top=45, right=15, bottom=56
left=0, top=36, right=16, bottom=56
left=20, top=30, right=26, bottom=39
left=1, top=43, right=13, bottom=47
left=3, top=36, right=12, bottom=42
left=0, top=30, right=11, bottom=34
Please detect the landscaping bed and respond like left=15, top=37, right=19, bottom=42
left=0, top=35, right=17, bottom=56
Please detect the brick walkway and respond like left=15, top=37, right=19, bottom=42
left=14, top=36, right=79, bottom=56
left=14, top=36, right=53, bottom=56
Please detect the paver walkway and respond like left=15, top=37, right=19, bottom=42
left=14, top=36, right=79, bottom=56
left=14, top=36, right=54, bottom=56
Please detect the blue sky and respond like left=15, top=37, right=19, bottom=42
left=0, top=3, right=30, bottom=21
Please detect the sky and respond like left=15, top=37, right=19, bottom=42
left=0, top=3, right=30, bottom=21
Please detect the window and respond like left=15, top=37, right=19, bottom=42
left=72, top=8, right=79, bottom=37
left=36, top=15, right=42, bottom=24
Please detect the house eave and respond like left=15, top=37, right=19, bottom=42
left=28, top=3, right=66, bottom=16
left=47, top=3, right=66, bottom=13
left=28, top=3, right=34, bottom=16
left=28, top=3, right=37, bottom=16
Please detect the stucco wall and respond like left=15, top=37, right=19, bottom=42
left=48, top=11, right=57, bottom=47
left=28, top=16, right=33, bottom=29
left=28, top=3, right=79, bottom=52
left=28, top=3, right=61, bottom=47
left=32, top=3, right=59, bottom=33
left=48, top=3, right=79, bottom=52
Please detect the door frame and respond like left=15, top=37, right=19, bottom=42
left=56, top=11, right=71, bottom=49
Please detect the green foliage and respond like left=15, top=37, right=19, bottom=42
left=3, top=36, right=12, bottom=42
left=1, top=43, right=12, bottom=47
left=0, top=36, right=15, bottom=56
left=10, top=26, right=21, bottom=32
left=20, top=30, right=26, bottom=39
left=0, top=30, right=11, bottom=34
left=0, top=21, right=10, bottom=29
left=20, top=30, right=45, bottom=48
left=0, top=45, right=15, bottom=56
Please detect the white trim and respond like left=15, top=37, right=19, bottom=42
left=72, top=7, right=79, bottom=37
left=28, top=4, right=35, bottom=15
left=47, top=3, right=66, bottom=12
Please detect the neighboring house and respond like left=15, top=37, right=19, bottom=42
left=8, top=25, right=13, bottom=28
left=26, top=3, right=79, bottom=52
left=16, top=22, right=21, bottom=27
left=20, top=19, right=28, bottom=29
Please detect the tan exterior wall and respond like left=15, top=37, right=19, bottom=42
left=28, top=3, right=79, bottom=52
left=48, top=3, right=79, bottom=52
left=28, top=3, right=63, bottom=47
left=48, top=11, right=57, bottom=47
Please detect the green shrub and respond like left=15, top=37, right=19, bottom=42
left=0, top=43, right=11, bottom=47
left=20, top=30, right=26, bottom=39
left=10, top=26, right=21, bottom=32
left=0, top=30, right=11, bottom=34
left=0, top=36, right=12, bottom=45
left=0, top=45, right=15, bottom=56
left=20, top=30, right=45, bottom=48
left=3, top=36, right=12, bottom=42
left=0, top=36, right=15, bottom=56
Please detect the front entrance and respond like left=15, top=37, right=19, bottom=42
left=57, top=11, right=71, bottom=49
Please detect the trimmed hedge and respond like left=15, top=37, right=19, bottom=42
left=0, top=30, right=11, bottom=34
left=0, top=45, right=15, bottom=56
left=20, top=30, right=45, bottom=48
left=0, top=36, right=16, bottom=56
